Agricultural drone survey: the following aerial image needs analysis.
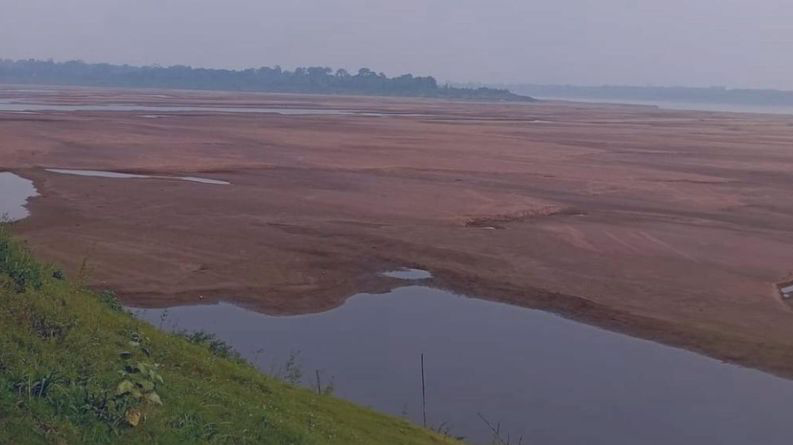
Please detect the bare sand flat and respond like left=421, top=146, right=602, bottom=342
left=3, top=87, right=793, bottom=378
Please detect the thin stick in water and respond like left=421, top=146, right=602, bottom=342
left=421, top=353, right=427, bottom=428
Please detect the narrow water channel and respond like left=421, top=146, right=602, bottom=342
left=45, top=168, right=231, bottom=185
left=0, top=99, right=386, bottom=116
left=134, top=286, right=793, bottom=445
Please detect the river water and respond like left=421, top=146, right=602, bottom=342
left=133, top=286, right=793, bottom=445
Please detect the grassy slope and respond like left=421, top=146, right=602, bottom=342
left=0, top=227, right=457, bottom=445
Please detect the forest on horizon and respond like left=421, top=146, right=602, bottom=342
left=0, top=59, right=532, bottom=101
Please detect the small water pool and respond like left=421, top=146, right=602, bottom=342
left=0, top=172, right=38, bottom=221
left=133, top=286, right=793, bottom=445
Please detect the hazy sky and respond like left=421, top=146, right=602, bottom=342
left=1, top=0, right=792, bottom=89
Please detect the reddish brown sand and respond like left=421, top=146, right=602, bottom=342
left=3, top=86, right=793, bottom=378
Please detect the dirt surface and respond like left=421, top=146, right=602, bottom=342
left=3, top=85, right=793, bottom=378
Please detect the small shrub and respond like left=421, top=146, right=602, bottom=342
left=269, top=351, right=304, bottom=385
left=97, top=290, right=124, bottom=313
left=0, top=228, right=43, bottom=292
left=11, top=371, right=64, bottom=399
left=113, top=331, right=165, bottom=427
left=77, top=386, right=136, bottom=430
left=178, top=330, right=242, bottom=362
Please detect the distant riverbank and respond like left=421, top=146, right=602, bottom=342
left=492, top=84, right=793, bottom=115
left=540, top=96, right=793, bottom=115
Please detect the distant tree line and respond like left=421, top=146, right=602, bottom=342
left=0, top=59, right=532, bottom=101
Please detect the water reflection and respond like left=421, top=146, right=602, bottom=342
left=134, top=286, right=793, bottom=445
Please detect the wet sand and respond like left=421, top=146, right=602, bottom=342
left=3, top=86, right=793, bottom=378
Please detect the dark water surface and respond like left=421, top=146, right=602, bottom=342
left=0, top=172, right=38, bottom=221
left=134, top=286, right=793, bottom=444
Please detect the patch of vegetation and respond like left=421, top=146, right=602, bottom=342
left=0, top=226, right=458, bottom=444
left=97, top=290, right=124, bottom=313
left=177, top=330, right=242, bottom=362
left=0, top=228, right=43, bottom=292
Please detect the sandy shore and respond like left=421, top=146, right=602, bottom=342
left=3, top=86, right=793, bottom=378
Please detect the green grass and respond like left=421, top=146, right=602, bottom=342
left=0, top=227, right=458, bottom=444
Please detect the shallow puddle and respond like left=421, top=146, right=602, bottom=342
left=46, top=169, right=230, bottom=185
left=382, top=268, right=433, bottom=280
left=0, top=172, right=38, bottom=221
left=133, top=286, right=793, bottom=445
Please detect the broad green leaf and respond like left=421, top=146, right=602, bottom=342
left=145, top=391, right=163, bottom=405
left=116, top=380, right=135, bottom=395
left=140, top=380, right=155, bottom=392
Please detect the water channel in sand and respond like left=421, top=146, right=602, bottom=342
left=46, top=169, right=230, bottom=185
left=0, top=99, right=392, bottom=116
